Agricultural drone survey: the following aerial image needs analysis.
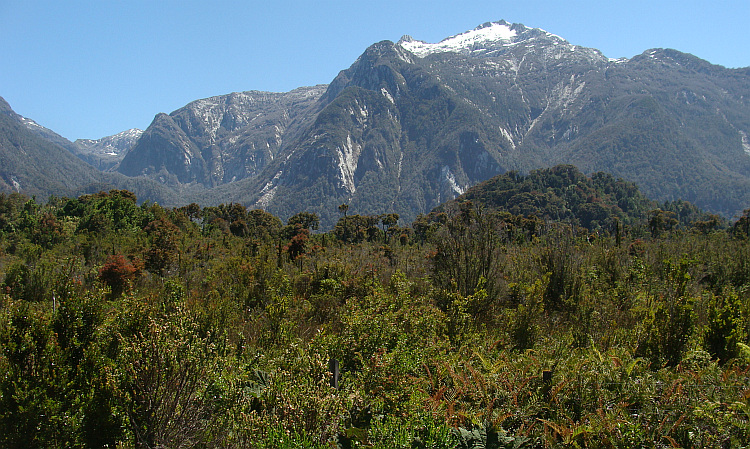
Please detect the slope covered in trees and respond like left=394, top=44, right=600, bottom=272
left=431, top=164, right=720, bottom=231
left=1, top=188, right=749, bottom=447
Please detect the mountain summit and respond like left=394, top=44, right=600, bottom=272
left=397, top=20, right=585, bottom=58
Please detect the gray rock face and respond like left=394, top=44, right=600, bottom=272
left=116, top=86, right=326, bottom=186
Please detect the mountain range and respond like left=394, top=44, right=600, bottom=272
left=2, top=20, right=749, bottom=227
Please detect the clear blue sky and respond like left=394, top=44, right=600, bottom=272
left=1, top=0, right=748, bottom=141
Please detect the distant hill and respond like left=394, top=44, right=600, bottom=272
left=432, top=164, right=717, bottom=230
left=0, top=96, right=103, bottom=197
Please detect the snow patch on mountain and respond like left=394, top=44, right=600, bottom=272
left=75, top=128, right=143, bottom=155
left=256, top=186, right=278, bottom=209
left=400, top=22, right=518, bottom=57
left=20, top=116, right=44, bottom=130
left=399, top=22, right=516, bottom=57
left=337, top=134, right=362, bottom=194
left=441, top=165, right=465, bottom=196
left=381, top=87, right=395, bottom=104
left=740, top=130, right=750, bottom=156
left=551, top=75, right=586, bottom=111
left=499, top=127, right=516, bottom=150
left=398, top=20, right=608, bottom=65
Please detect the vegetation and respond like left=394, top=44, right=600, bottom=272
left=1, top=175, right=750, bottom=447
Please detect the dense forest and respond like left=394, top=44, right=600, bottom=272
left=2, top=167, right=750, bottom=448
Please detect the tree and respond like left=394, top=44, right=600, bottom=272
left=98, top=254, right=138, bottom=297
left=379, top=213, right=399, bottom=242
left=178, top=203, right=202, bottom=221
left=287, top=212, right=319, bottom=233
left=733, top=209, right=750, bottom=238
left=333, top=214, right=378, bottom=244
left=245, top=209, right=283, bottom=241
left=144, top=218, right=180, bottom=275
left=285, top=227, right=311, bottom=261
left=648, top=209, right=678, bottom=238
left=430, top=202, right=502, bottom=299
left=692, top=214, right=722, bottom=234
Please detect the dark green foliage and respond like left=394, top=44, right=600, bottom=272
left=116, top=310, right=226, bottom=448
left=0, top=192, right=25, bottom=236
left=68, top=189, right=146, bottom=234
left=733, top=208, right=750, bottom=237
left=3, top=262, right=34, bottom=301
left=52, top=293, right=100, bottom=371
left=287, top=211, right=320, bottom=232
left=636, top=296, right=694, bottom=368
left=507, top=283, right=543, bottom=351
left=144, top=217, right=180, bottom=274
left=635, top=257, right=698, bottom=367
left=0, top=302, right=62, bottom=448
left=648, top=208, right=678, bottom=238
left=453, top=422, right=533, bottom=449
left=540, top=232, right=584, bottom=311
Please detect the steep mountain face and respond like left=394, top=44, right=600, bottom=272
left=116, top=86, right=326, bottom=186
left=73, top=129, right=142, bottom=170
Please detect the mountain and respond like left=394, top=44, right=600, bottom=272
left=9, top=20, right=750, bottom=228
left=0, top=95, right=103, bottom=196
left=73, top=129, right=142, bottom=170
left=116, top=20, right=750, bottom=227
left=116, top=86, right=326, bottom=186
left=0, top=96, right=182, bottom=204
left=18, top=115, right=82, bottom=157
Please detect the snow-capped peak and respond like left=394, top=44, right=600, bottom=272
left=398, top=21, right=521, bottom=57
left=397, top=20, right=609, bottom=64
left=114, top=128, right=144, bottom=140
